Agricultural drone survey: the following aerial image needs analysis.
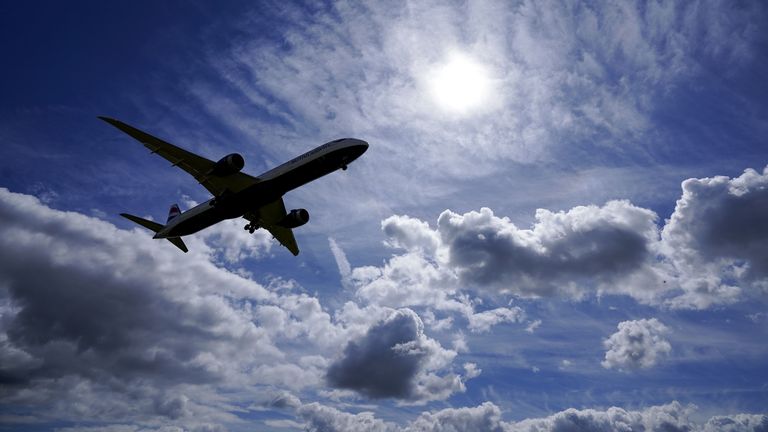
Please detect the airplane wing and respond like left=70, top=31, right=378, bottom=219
left=99, top=117, right=258, bottom=196
left=246, top=198, right=300, bottom=256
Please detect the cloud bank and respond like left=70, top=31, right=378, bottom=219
left=0, top=188, right=476, bottom=427
left=292, top=400, right=767, bottom=432
left=349, top=167, right=768, bottom=310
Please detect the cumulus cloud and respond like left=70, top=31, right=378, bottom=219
left=293, top=401, right=508, bottom=432
left=602, top=318, right=671, bottom=371
left=350, top=251, right=466, bottom=314
left=0, top=189, right=456, bottom=426
left=289, top=400, right=767, bottom=432
left=382, top=215, right=441, bottom=254
left=298, top=403, right=398, bottom=432
left=0, top=188, right=289, bottom=423
left=326, top=309, right=471, bottom=403
left=406, top=402, right=505, bottom=432
left=662, top=167, right=768, bottom=309
left=197, top=217, right=274, bottom=264
left=351, top=201, right=666, bottom=313
left=506, top=401, right=695, bottom=432
left=702, top=414, right=768, bottom=432
left=351, top=165, right=768, bottom=312
left=437, top=202, right=661, bottom=298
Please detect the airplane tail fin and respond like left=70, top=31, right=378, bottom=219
left=120, top=213, right=188, bottom=253
left=166, top=204, right=182, bottom=223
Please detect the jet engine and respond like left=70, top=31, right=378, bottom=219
left=209, top=153, right=245, bottom=177
left=278, top=209, right=310, bottom=228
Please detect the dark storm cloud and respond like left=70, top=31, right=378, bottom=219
left=326, top=309, right=461, bottom=401
left=326, top=309, right=426, bottom=398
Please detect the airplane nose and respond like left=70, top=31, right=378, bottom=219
left=356, top=139, right=369, bottom=155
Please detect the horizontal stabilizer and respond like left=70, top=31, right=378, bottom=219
left=166, top=237, right=189, bottom=253
left=120, top=213, right=163, bottom=232
left=120, top=213, right=188, bottom=253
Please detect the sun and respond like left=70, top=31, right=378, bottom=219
left=428, top=53, right=493, bottom=115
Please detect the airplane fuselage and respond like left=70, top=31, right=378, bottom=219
left=154, top=138, right=368, bottom=239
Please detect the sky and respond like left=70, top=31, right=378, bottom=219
left=1, top=1, right=768, bottom=431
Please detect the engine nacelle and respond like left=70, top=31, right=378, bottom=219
left=209, top=153, right=245, bottom=177
left=278, top=209, right=310, bottom=229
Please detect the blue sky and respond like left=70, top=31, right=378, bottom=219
left=1, top=1, right=768, bottom=431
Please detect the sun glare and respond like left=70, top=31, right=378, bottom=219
left=428, top=53, right=492, bottom=115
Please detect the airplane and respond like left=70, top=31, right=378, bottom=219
left=99, top=117, right=368, bottom=255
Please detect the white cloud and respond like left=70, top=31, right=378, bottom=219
left=350, top=165, right=768, bottom=312
left=196, top=216, right=274, bottom=264
left=350, top=252, right=466, bottom=314
left=0, top=179, right=755, bottom=431
left=406, top=402, right=505, bottom=432
left=350, top=201, right=667, bottom=314
left=661, top=167, right=768, bottom=309
left=525, top=320, right=542, bottom=333
left=702, top=414, right=768, bottom=432
left=602, top=318, right=671, bottom=371
left=287, top=399, right=767, bottom=432
left=298, top=402, right=398, bottom=432
left=0, top=189, right=463, bottom=425
left=382, top=215, right=441, bottom=255
left=436, top=202, right=662, bottom=299
left=506, top=401, right=695, bottom=432
left=467, top=307, right=526, bottom=333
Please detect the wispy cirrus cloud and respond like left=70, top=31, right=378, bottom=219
left=114, top=0, right=767, bottom=262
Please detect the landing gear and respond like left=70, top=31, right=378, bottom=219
left=244, top=221, right=259, bottom=234
left=341, top=165, right=348, bottom=171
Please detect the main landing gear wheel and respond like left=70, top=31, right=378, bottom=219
left=244, top=222, right=259, bottom=234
